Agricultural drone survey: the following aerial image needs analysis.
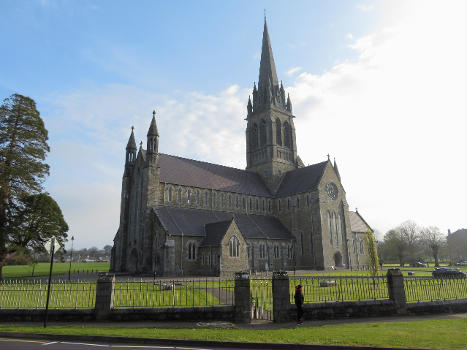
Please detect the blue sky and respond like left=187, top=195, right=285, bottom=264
left=1, top=0, right=465, bottom=249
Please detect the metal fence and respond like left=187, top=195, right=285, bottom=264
left=250, top=278, right=273, bottom=320
left=0, top=280, right=96, bottom=309
left=112, top=278, right=234, bottom=309
left=404, top=276, right=467, bottom=303
left=290, top=275, right=389, bottom=303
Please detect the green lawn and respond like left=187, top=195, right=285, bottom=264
left=0, top=319, right=465, bottom=349
left=2, top=262, right=109, bottom=279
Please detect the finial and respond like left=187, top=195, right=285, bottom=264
left=356, top=207, right=359, bottom=213
left=327, top=153, right=330, bottom=160
left=131, top=126, right=134, bottom=132
left=140, top=141, right=143, bottom=148
left=152, top=110, right=156, bottom=117
left=264, top=9, right=266, bottom=21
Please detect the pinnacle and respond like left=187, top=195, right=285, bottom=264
left=126, top=127, right=137, bottom=150
left=258, top=18, right=278, bottom=91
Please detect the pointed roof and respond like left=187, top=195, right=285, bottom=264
left=275, top=161, right=328, bottom=197
left=258, top=18, right=279, bottom=91
left=126, top=127, right=136, bottom=150
left=333, top=158, right=341, bottom=181
left=147, top=111, right=158, bottom=136
left=349, top=211, right=373, bottom=233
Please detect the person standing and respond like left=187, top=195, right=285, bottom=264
left=294, top=284, right=304, bottom=325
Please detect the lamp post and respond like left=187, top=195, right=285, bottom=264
left=68, top=236, right=74, bottom=281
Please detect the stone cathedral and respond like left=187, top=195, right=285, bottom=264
left=110, top=20, right=371, bottom=276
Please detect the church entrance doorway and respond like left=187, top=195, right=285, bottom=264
left=334, top=251, right=342, bottom=267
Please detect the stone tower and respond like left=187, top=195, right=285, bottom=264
left=246, top=18, right=298, bottom=193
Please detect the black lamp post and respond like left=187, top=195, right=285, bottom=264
left=68, top=236, right=74, bottom=280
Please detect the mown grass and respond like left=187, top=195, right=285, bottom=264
left=2, top=262, right=109, bottom=279
left=0, top=319, right=464, bottom=349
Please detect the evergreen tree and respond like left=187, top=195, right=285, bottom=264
left=0, top=94, right=50, bottom=278
left=364, top=229, right=380, bottom=277
left=8, top=193, right=68, bottom=252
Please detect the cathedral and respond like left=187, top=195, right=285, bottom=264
left=110, top=20, right=371, bottom=276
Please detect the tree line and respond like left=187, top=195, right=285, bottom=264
left=378, top=220, right=454, bottom=267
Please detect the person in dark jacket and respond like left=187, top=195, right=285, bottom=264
left=294, top=284, right=304, bottom=324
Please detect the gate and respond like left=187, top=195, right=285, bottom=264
left=250, top=278, right=273, bottom=321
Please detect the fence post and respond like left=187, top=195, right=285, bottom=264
left=386, top=268, right=407, bottom=314
left=272, top=271, right=290, bottom=323
left=234, top=271, right=251, bottom=324
left=95, top=273, right=115, bottom=320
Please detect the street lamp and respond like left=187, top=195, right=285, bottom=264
left=68, top=236, right=74, bottom=281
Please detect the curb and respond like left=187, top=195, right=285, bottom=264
left=0, top=331, right=434, bottom=350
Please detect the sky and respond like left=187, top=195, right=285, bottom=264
left=0, top=0, right=465, bottom=249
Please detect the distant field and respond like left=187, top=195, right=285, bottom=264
left=2, top=262, right=110, bottom=279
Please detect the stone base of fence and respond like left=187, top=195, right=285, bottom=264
left=406, top=299, right=467, bottom=315
left=109, top=306, right=234, bottom=322
left=0, top=309, right=95, bottom=322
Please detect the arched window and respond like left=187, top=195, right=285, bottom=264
left=296, top=197, right=300, bottom=208
left=229, top=236, right=240, bottom=257
left=204, top=191, right=208, bottom=206
left=360, top=240, right=365, bottom=254
left=177, top=187, right=182, bottom=204
left=284, top=122, right=292, bottom=149
left=260, top=119, right=267, bottom=146
left=256, top=198, right=259, bottom=210
left=249, top=197, right=253, bottom=210
left=236, top=195, right=239, bottom=208
left=339, top=213, right=345, bottom=245
left=187, top=189, right=191, bottom=204
left=276, top=118, right=282, bottom=146
left=251, top=123, right=258, bottom=149
left=212, top=191, right=216, bottom=207
left=168, top=186, right=173, bottom=202
left=333, top=212, right=339, bottom=246
left=328, top=211, right=333, bottom=245
left=188, top=242, right=196, bottom=260
left=278, top=199, right=281, bottom=211
left=242, top=197, right=246, bottom=209
left=228, top=194, right=232, bottom=208
left=196, top=189, right=200, bottom=204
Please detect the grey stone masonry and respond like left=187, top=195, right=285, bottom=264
left=387, top=268, right=407, bottom=313
left=272, top=271, right=290, bottom=323
left=234, top=272, right=251, bottom=323
left=95, top=274, right=115, bottom=320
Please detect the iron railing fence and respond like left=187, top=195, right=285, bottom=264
left=404, top=276, right=467, bottom=303
left=250, top=278, right=273, bottom=320
left=290, top=275, right=389, bottom=303
left=0, top=279, right=96, bottom=309
left=112, top=278, right=234, bottom=309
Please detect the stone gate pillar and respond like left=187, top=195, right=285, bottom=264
left=387, top=268, right=407, bottom=314
left=95, top=273, right=115, bottom=320
left=272, top=271, right=290, bottom=323
left=234, top=271, right=251, bottom=324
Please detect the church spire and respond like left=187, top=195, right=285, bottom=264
left=147, top=110, right=159, bottom=155
left=258, top=17, right=279, bottom=93
left=126, top=126, right=136, bottom=151
left=125, top=126, right=137, bottom=170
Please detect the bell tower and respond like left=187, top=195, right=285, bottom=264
left=246, top=18, right=298, bottom=192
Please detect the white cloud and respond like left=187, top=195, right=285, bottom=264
left=289, top=0, right=466, bottom=234
left=346, top=33, right=353, bottom=40
left=357, top=3, right=375, bottom=12
left=287, top=66, right=302, bottom=76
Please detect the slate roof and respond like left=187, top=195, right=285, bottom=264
left=154, top=206, right=294, bottom=244
left=202, top=220, right=233, bottom=247
left=349, top=211, right=372, bottom=233
left=276, top=161, right=328, bottom=197
left=158, top=153, right=272, bottom=197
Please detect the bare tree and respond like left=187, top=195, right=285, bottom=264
left=422, top=226, right=445, bottom=267
left=398, top=221, right=421, bottom=265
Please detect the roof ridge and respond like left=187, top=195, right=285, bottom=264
left=160, top=153, right=246, bottom=172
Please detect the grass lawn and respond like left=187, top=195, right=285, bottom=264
left=0, top=319, right=465, bottom=349
left=2, top=262, right=109, bottom=279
